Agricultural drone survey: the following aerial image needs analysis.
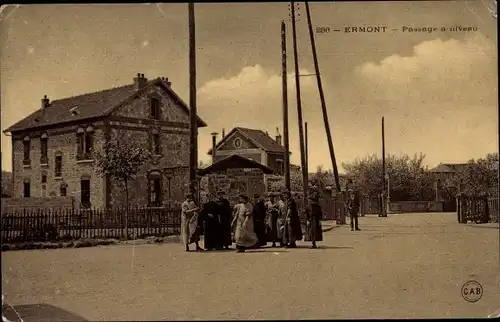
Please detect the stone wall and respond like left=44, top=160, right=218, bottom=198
left=107, top=83, right=192, bottom=207
left=204, top=168, right=266, bottom=205
left=1, top=196, right=75, bottom=213
left=11, top=123, right=106, bottom=208
left=389, top=201, right=444, bottom=213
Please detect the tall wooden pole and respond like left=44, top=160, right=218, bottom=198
left=281, top=21, right=291, bottom=192
left=291, top=2, right=308, bottom=204
left=305, top=2, right=341, bottom=193
left=382, top=116, right=387, bottom=216
left=382, top=116, right=386, bottom=194
left=188, top=3, right=198, bottom=196
left=305, top=122, right=309, bottom=174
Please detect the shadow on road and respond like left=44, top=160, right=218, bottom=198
left=466, top=225, right=500, bottom=230
left=292, top=245, right=354, bottom=250
left=2, top=303, right=88, bottom=322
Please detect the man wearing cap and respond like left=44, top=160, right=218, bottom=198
left=252, top=193, right=267, bottom=247
left=181, top=193, right=203, bottom=252
left=216, top=190, right=233, bottom=249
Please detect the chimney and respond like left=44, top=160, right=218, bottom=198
left=222, top=128, right=226, bottom=138
left=133, top=73, right=148, bottom=90
left=275, top=127, right=282, bottom=146
left=211, top=132, right=218, bottom=164
left=41, top=95, right=50, bottom=109
left=164, top=77, right=172, bottom=87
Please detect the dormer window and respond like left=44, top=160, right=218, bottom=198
left=150, top=97, right=160, bottom=120
left=40, top=133, right=48, bottom=165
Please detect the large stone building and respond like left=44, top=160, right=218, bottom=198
left=3, top=74, right=206, bottom=209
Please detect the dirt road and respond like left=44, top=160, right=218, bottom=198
left=2, top=213, right=499, bottom=320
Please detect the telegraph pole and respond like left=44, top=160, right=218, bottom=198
left=382, top=116, right=386, bottom=194
left=382, top=116, right=387, bottom=217
left=304, top=2, right=341, bottom=193
left=290, top=2, right=308, bottom=204
left=281, top=21, right=291, bottom=192
left=305, top=122, right=309, bottom=174
left=188, top=3, right=198, bottom=196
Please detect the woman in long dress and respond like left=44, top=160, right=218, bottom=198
left=181, top=193, right=203, bottom=252
left=304, top=195, right=323, bottom=249
left=282, top=190, right=303, bottom=248
left=265, top=193, right=281, bottom=247
left=231, top=194, right=258, bottom=253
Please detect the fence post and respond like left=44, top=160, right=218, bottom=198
left=456, top=195, right=461, bottom=223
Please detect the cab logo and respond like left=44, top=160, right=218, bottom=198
left=461, top=280, right=483, bottom=303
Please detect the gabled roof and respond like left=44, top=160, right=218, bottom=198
left=4, top=77, right=207, bottom=133
left=207, top=127, right=286, bottom=155
left=197, top=154, right=274, bottom=176
left=428, top=163, right=468, bottom=173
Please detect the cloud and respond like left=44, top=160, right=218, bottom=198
left=197, top=34, right=497, bottom=171
left=355, top=33, right=497, bottom=111
left=198, top=64, right=321, bottom=166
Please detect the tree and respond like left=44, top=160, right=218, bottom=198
left=341, top=153, right=435, bottom=201
left=93, top=140, right=150, bottom=238
left=455, top=153, right=498, bottom=196
left=310, top=165, right=332, bottom=191
left=267, top=168, right=304, bottom=192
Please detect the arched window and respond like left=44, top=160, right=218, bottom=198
left=76, top=126, right=94, bottom=160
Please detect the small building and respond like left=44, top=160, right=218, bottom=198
left=198, top=154, right=274, bottom=205
left=3, top=73, right=207, bottom=210
left=207, top=127, right=289, bottom=175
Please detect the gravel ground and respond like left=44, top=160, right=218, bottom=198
left=2, top=212, right=499, bottom=320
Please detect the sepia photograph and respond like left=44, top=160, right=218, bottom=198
left=1, top=1, right=498, bottom=320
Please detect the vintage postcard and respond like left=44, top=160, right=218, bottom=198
left=0, top=1, right=498, bottom=320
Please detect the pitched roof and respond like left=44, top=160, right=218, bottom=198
left=4, top=77, right=207, bottom=133
left=207, top=127, right=286, bottom=155
left=197, top=154, right=274, bottom=176
left=428, top=163, right=468, bottom=173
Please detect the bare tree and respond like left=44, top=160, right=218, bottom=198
left=93, top=140, right=150, bottom=238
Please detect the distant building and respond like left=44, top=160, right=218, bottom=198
left=428, top=163, right=468, bottom=182
left=207, top=127, right=291, bottom=175
left=3, top=74, right=207, bottom=209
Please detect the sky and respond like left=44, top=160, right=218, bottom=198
left=0, top=1, right=498, bottom=173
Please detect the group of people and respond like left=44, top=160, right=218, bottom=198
left=180, top=189, right=325, bottom=253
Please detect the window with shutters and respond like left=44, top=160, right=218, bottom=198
left=40, top=133, right=48, bottom=165
left=151, top=133, right=161, bottom=155
left=55, top=154, right=63, bottom=177
left=23, top=137, right=31, bottom=166
left=150, top=97, right=160, bottom=120
left=76, top=126, right=95, bottom=161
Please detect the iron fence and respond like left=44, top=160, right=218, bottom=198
left=1, top=206, right=182, bottom=243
